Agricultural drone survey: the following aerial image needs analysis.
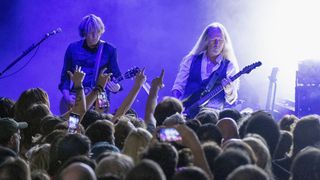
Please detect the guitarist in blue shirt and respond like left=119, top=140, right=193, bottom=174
left=59, top=14, right=122, bottom=113
left=172, top=22, right=240, bottom=114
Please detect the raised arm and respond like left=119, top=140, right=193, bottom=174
left=175, top=124, right=213, bottom=179
left=111, top=68, right=146, bottom=123
left=86, top=68, right=111, bottom=110
left=144, top=69, right=164, bottom=133
left=61, top=65, right=86, bottom=120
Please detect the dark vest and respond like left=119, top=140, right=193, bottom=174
left=183, top=53, right=230, bottom=105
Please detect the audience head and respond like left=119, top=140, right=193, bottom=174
left=177, top=148, right=194, bottom=168
left=141, top=142, right=178, bottom=180
left=31, top=170, right=50, bottom=180
left=0, top=145, right=17, bottom=165
left=173, top=166, right=210, bottom=180
left=58, top=155, right=96, bottom=175
left=219, top=108, right=242, bottom=123
left=125, top=115, right=145, bottom=129
left=216, top=118, right=239, bottom=143
left=244, top=111, right=280, bottom=157
left=154, top=97, right=183, bottom=126
left=14, top=88, right=50, bottom=122
left=40, top=115, right=64, bottom=137
left=195, top=108, right=219, bottom=125
left=222, top=139, right=257, bottom=165
left=41, top=129, right=67, bottom=145
left=81, top=109, right=103, bottom=130
left=0, top=117, right=28, bottom=153
left=56, top=133, right=91, bottom=161
left=86, top=120, right=115, bottom=145
left=0, top=158, right=31, bottom=180
left=243, top=135, right=271, bottom=170
left=28, top=143, right=50, bottom=172
left=213, top=149, right=251, bottom=180
left=122, top=128, right=152, bottom=164
left=57, top=162, right=96, bottom=180
left=226, top=164, right=269, bottom=180
left=0, top=97, right=15, bottom=118
left=125, top=159, right=166, bottom=180
left=49, top=133, right=90, bottom=176
left=23, top=103, right=51, bottom=148
left=291, top=147, right=320, bottom=180
left=114, top=118, right=136, bottom=150
left=196, top=124, right=222, bottom=145
left=292, top=114, right=320, bottom=156
left=162, top=113, right=186, bottom=127
left=185, top=119, right=201, bottom=133
left=95, top=153, right=134, bottom=179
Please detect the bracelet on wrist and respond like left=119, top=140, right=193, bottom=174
left=93, top=85, right=105, bottom=93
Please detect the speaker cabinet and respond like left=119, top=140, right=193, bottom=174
left=295, top=86, right=320, bottom=117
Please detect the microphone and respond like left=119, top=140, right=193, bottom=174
left=46, top=27, right=62, bottom=37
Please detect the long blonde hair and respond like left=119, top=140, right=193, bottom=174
left=186, top=22, right=239, bottom=72
left=122, top=128, right=152, bottom=164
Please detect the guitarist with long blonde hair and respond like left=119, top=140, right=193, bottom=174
left=172, top=22, right=240, bottom=113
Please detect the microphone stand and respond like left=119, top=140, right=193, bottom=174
left=0, top=33, right=52, bottom=77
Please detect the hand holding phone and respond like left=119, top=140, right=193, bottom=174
left=68, top=112, right=80, bottom=133
left=158, top=128, right=182, bottom=142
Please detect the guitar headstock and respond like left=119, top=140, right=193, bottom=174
left=124, top=67, right=141, bottom=79
left=240, top=61, right=262, bottom=74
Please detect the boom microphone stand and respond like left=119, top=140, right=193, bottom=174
left=0, top=28, right=62, bottom=77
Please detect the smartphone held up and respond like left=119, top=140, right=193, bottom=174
left=158, top=128, right=182, bottom=142
left=68, top=112, right=80, bottom=133
left=97, top=92, right=109, bottom=110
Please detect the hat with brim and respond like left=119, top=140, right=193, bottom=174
left=0, top=118, right=28, bottom=139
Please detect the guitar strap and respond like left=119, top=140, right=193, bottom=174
left=205, top=58, right=228, bottom=92
left=91, top=41, right=104, bottom=88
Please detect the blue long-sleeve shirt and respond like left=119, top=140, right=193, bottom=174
left=59, top=39, right=122, bottom=94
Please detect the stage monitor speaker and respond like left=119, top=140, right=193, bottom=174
left=295, top=86, right=320, bottom=117
left=295, top=60, right=320, bottom=117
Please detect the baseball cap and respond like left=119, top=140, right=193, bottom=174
left=0, top=118, right=28, bottom=139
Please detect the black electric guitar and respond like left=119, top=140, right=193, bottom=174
left=59, top=67, right=141, bottom=114
left=183, top=61, right=262, bottom=117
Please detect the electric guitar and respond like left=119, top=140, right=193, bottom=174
left=183, top=61, right=262, bottom=117
left=59, top=67, right=141, bottom=114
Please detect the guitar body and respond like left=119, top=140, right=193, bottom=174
left=182, top=78, right=211, bottom=108
left=182, top=87, right=223, bottom=118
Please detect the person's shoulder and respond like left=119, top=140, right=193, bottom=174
left=191, top=52, right=204, bottom=62
left=101, top=40, right=116, bottom=50
left=67, top=40, right=83, bottom=49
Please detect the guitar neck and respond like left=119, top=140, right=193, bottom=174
left=113, top=75, right=124, bottom=83
left=230, top=72, right=242, bottom=82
